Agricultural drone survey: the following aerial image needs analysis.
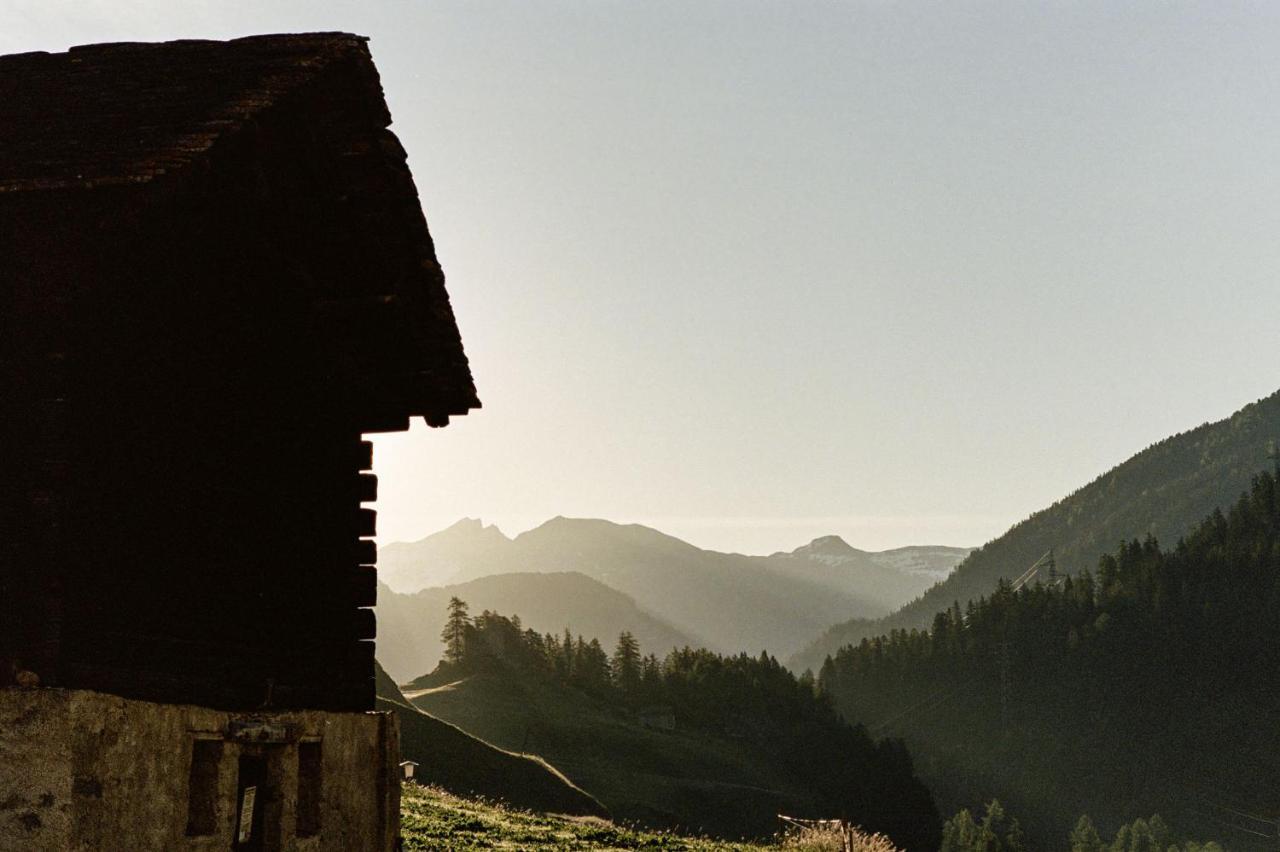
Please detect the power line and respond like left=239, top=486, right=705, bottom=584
left=1188, top=806, right=1277, bottom=841
left=1205, top=801, right=1275, bottom=828
left=1011, top=550, right=1059, bottom=593
left=871, top=684, right=961, bottom=734
left=963, top=550, right=1056, bottom=626
left=1165, top=767, right=1275, bottom=823
left=1152, top=767, right=1279, bottom=847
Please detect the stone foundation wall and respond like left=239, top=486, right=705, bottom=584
left=0, top=688, right=399, bottom=852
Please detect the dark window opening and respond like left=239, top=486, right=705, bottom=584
left=184, top=739, right=222, bottom=836
left=234, top=754, right=268, bottom=852
left=296, top=741, right=322, bottom=837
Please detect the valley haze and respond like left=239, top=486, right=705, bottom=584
left=375, top=517, right=970, bottom=679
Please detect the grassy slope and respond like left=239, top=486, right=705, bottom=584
left=400, top=783, right=772, bottom=851
left=375, top=662, right=607, bottom=818
left=791, top=388, right=1280, bottom=671
left=405, top=669, right=817, bottom=840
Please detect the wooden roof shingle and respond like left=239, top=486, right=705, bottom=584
left=0, top=33, right=381, bottom=193
left=0, top=33, right=479, bottom=424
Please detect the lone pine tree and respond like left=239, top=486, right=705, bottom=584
left=441, top=596, right=471, bottom=664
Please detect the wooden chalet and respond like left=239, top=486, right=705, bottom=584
left=0, top=33, right=479, bottom=714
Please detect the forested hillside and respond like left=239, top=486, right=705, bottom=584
left=793, top=389, right=1280, bottom=671
left=402, top=601, right=940, bottom=849
left=819, top=468, right=1280, bottom=849
left=375, top=571, right=699, bottom=681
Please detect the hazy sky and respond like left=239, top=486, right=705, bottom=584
left=9, top=2, right=1280, bottom=554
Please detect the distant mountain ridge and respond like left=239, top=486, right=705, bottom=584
left=773, top=535, right=970, bottom=581
left=786, top=534, right=860, bottom=560
left=378, top=517, right=509, bottom=589
left=377, top=518, right=970, bottom=666
left=867, top=545, right=978, bottom=581
left=791, top=387, right=1280, bottom=672
left=763, top=537, right=971, bottom=607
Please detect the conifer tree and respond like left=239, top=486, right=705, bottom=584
left=441, top=596, right=470, bottom=665
left=940, top=808, right=982, bottom=852
left=611, top=631, right=641, bottom=695
left=639, top=653, right=662, bottom=701
left=941, top=800, right=1024, bottom=852
left=560, top=629, right=574, bottom=677
left=1068, top=815, right=1104, bottom=852
left=798, top=668, right=816, bottom=694
left=584, top=637, right=610, bottom=692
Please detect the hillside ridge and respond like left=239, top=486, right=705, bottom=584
left=791, top=387, right=1280, bottom=671
left=379, top=515, right=970, bottom=665
left=376, top=570, right=701, bottom=681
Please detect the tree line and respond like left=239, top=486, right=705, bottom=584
left=819, top=467, right=1280, bottom=848
left=431, top=595, right=942, bottom=850
left=794, top=394, right=1280, bottom=671
left=941, top=800, right=1223, bottom=852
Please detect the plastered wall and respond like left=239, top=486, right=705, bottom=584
left=0, top=689, right=399, bottom=852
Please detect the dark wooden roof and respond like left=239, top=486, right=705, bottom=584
left=0, top=33, right=379, bottom=192
left=0, top=33, right=479, bottom=424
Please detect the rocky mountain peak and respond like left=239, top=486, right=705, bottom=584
left=793, top=534, right=859, bottom=559
left=436, top=517, right=510, bottom=544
